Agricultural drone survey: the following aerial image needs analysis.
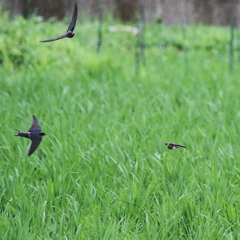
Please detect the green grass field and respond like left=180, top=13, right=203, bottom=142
left=0, top=9, right=240, bottom=239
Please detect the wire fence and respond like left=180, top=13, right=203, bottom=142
left=92, top=0, right=239, bottom=75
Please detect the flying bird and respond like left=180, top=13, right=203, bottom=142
left=15, top=115, right=46, bottom=156
left=165, top=142, right=186, bottom=150
left=40, top=3, right=78, bottom=42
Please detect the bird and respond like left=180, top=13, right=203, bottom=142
left=15, top=115, right=46, bottom=156
left=165, top=142, right=186, bottom=150
left=40, top=3, right=78, bottom=42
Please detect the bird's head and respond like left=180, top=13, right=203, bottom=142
left=67, top=32, right=75, bottom=38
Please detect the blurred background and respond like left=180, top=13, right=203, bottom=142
left=1, top=0, right=239, bottom=26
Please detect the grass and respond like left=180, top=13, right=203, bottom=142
left=0, top=8, right=240, bottom=239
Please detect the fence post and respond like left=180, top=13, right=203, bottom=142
left=135, top=0, right=146, bottom=74
left=96, top=0, right=103, bottom=53
left=229, top=16, right=235, bottom=72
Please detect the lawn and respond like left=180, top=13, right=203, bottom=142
left=0, top=8, right=239, bottom=239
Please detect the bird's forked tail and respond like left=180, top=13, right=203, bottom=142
left=14, top=129, right=29, bottom=138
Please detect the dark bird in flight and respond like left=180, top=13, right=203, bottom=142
left=165, top=142, right=186, bottom=150
left=40, top=3, right=78, bottom=42
left=15, top=115, right=46, bottom=156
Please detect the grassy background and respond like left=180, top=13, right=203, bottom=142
left=0, top=9, right=240, bottom=239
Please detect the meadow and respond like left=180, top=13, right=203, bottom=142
left=0, top=8, right=240, bottom=239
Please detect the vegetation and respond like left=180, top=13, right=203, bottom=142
left=0, top=10, right=239, bottom=240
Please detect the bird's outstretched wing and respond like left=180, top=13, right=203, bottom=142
left=28, top=138, right=42, bottom=156
left=67, top=3, right=78, bottom=32
left=40, top=33, right=69, bottom=42
left=177, top=144, right=186, bottom=148
left=29, top=115, right=41, bottom=132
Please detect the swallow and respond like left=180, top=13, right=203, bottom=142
left=40, top=3, right=78, bottom=42
left=15, top=115, right=46, bottom=156
left=165, top=142, right=186, bottom=150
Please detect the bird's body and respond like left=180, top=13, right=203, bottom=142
left=40, top=3, right=78, bottom=43
left=165, top=142, right=186, bottom=150
left=15, top=115, right=46, bottom=156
